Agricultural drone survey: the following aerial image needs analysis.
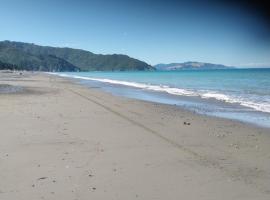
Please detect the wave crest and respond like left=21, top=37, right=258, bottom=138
left=52, top=73, right=270, bottom=113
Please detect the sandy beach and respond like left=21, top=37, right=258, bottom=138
left=0, top=71, right=270, bottom=200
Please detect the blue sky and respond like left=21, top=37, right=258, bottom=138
left=0, top=0, right=270, bottom=67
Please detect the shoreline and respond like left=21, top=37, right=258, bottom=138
left=79, top=78, right=270, bottom=131
left=53, top=72, right=270, bottom=129
left=1, top=71, right=270, bottom=199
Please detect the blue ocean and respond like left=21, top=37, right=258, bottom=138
left=55, top=68, right=270, bottom=128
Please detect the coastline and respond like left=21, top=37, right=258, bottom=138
left=53, top=70, right=270, bottom=128
left=1, top=71, right=270, bottom=199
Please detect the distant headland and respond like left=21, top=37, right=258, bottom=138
left=154, top=62, right=234, bottom=71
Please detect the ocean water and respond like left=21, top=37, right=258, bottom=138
left=54, top=68, right=270, bottom=128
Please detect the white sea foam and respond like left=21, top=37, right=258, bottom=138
left=199, top=92, right=270, bottom=113
left=51, top=73, right=270, bottom=114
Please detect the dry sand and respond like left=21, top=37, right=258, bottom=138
left=0, top=71, right=270, bottom=200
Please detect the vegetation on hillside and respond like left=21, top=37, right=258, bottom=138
left=0, top=60, right=21, bottom=70
left=0, top=41, right=153, bottom=72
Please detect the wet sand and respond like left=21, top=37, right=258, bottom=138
left=0, top=71, right=270, bottom=200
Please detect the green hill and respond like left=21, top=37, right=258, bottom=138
left=0, top=41, right=153, bottom=72
left=0, top=60, right=21, bottom=70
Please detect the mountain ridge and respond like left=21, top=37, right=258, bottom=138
left=0, top=41, right=154, bottom=72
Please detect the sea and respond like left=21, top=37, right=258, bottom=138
left=53, top=68, right=270, bottom=128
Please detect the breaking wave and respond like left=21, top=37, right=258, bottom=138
left=52, top=73, right=270, bottom=114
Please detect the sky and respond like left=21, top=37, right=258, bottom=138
left=0, top=0, right=270, bottom=67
